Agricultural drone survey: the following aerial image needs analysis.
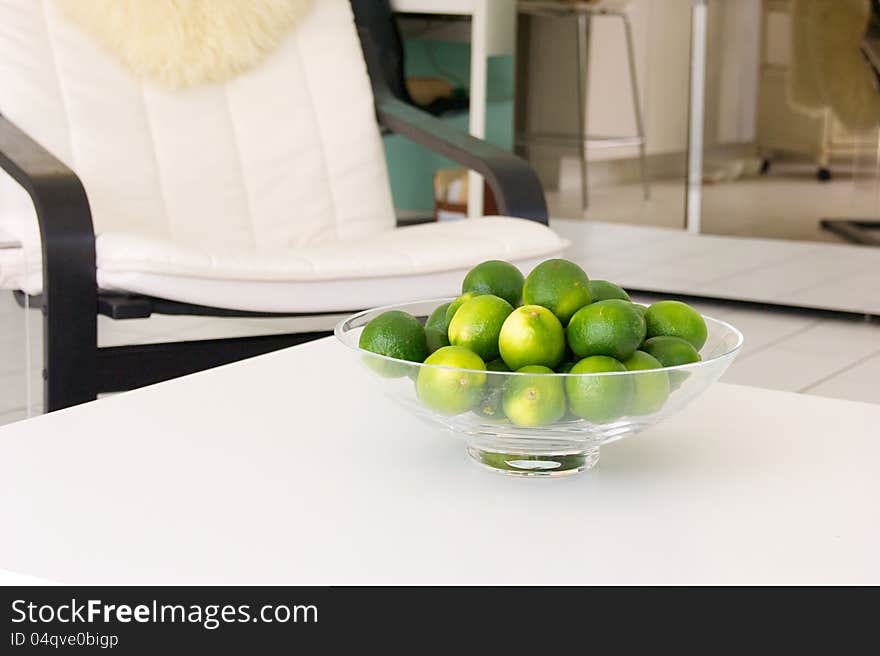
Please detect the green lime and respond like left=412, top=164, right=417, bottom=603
left=642, top=335, right=701, bottom=390
left=487, top=358, right=511, bottom=374
left=645, top=300, right=708, bottom=351
left=502, top=365, right=566, bottom=427
left=475, top=386, right=506, bottom=421
left=425, top=302, right=452, bottom=353
left=565, top=356, right=633, bottom=423
left=630, top=303, right=647, bottom=320
left=622, top=350, right=670, bottom=415
left=448, top=294, right=513, bottom=361
left=589, top=280, right=631, bottom=302
left=498, top=305, right=566, bottom=370
left=642, top=336, right=700, bottom=367
left=446, top=293, right=477, bottom=324
left=359, top=310, right=428, bottom=377
left=485, top=359, right=511, bottom=393
left=474, top=358, right=512, bottom=421
left=462, top=260, right=525, bottom=307
left=567, top=299, right=646, bottom=361
left=417, top=346, right=487, bottom=415
left=522, top=258, right=591, bottom=325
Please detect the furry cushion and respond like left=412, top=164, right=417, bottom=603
left=56, top=0, right=311, bottom=89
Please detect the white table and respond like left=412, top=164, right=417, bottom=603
left=390, top=0, right=517, bottom=219
left=0, top=336, right=877, bottom=584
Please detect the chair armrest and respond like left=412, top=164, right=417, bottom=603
left=0, top=114, right=98, bottom=409
left=0, top=114, right=96, bottom=287
left=0, top=114, right=96, bottom=332
left=375, top=96, right=549, bottom=224
left=356, top=27, right=548, bottom=224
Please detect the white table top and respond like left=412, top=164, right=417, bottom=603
left=1, top=337, right=878, bottom=584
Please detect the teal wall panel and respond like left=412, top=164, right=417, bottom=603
left=384, top=39, right=514, bottom=212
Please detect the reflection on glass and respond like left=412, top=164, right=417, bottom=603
left=515, top=0, right=689, bottom=230
left=701, top=0, right=880, bottom=244
left=515, top=0, right=880, bottom=246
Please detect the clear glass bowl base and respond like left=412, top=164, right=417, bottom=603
left=467, top=446, right=600, bottom=477
left=337, top=298, right=743, bottom=478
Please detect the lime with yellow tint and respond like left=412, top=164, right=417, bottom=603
left=445, top=292, right=477, bottom=324
left=565, top=355, right=633, bottom=423
left=522, top=258, right=591, bottom=324
left=589, top=280, right=631, bottom=302
left=645, top=300, right=708, bottom=351
left=417, top=346, right=487, bottom=415
left=502, top=365, right=566, bottom=427
left=359, top=310, right=428, bottom=377
left=462, top=260, right=525, bottom=307
left=566, top=299, right=645, bottom=361
left=498, top=305, right=566, bottom=370
left=448, top=294, right=513, bottom=361
left=622, top=350, right=670, bottom=415
left=425, top=302, right=452, bottom=354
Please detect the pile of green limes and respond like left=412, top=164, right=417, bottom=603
left=359, top=258, right=707, bottom=427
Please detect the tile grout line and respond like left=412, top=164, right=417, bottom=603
left=697, top=246, right=828, bottom=287
left=798, top=347, right=880, bottom=394
left=762, top=263, right=879, bottom=302
left=726, top=316, right=826, bottom=365
left=565, top=221, right=880, bottom=313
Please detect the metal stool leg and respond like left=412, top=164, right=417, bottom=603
left=575, top=13, right=591, bottom=211
left=621, top=12, right=650, bottom=201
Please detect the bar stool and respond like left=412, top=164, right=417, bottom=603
left=517, top=0, right=650, bottom=209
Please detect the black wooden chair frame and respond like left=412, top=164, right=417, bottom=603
left=0, top=24, right=548, bottom=413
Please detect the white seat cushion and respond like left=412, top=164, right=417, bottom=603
left=3, top=217, right=568, bottom=312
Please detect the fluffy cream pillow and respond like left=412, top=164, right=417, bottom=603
left=56, top=0, right=311, bottom=90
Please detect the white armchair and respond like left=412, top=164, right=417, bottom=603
left=0, top=0, right=566, bottom=412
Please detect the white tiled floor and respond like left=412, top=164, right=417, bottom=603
left=629, top=293, right=880, bottom=399
left=805, top=352, right=880, bottom=404
left=553, top=218, right=880, bottom=399
left=554, top=219, right=880, bottom=315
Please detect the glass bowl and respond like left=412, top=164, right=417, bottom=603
left=335, top=298, right=743, bottom=477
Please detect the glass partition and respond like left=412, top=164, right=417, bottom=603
left=700, top=0, right=880, bottom=244
left=515, top=0, right=691, bottom=229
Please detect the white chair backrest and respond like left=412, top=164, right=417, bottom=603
left=0, top=0, right=394, bottom=252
